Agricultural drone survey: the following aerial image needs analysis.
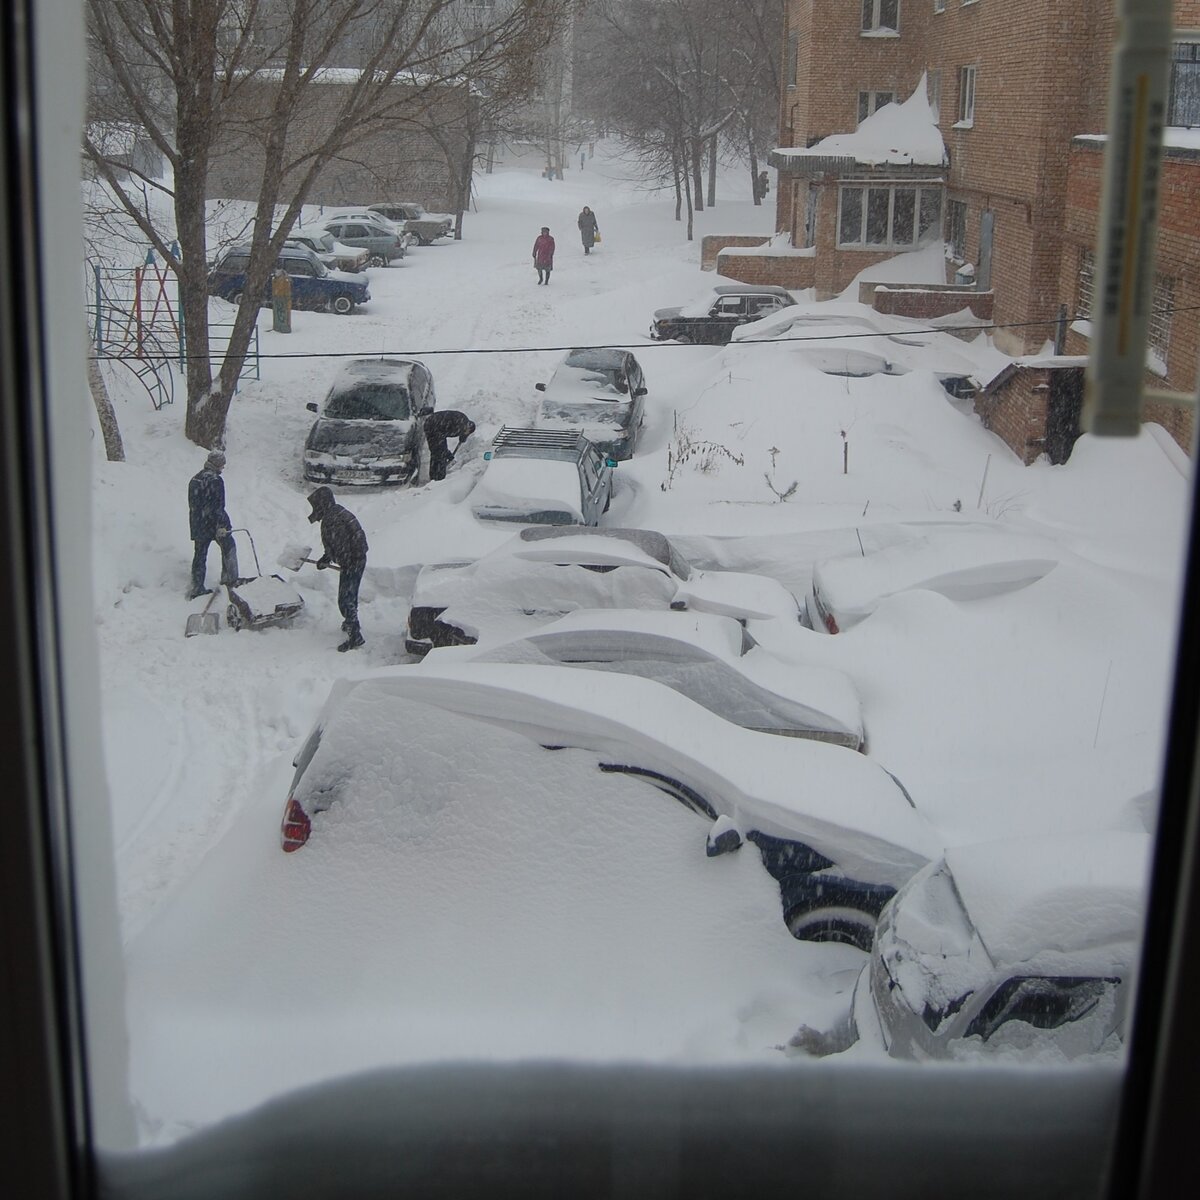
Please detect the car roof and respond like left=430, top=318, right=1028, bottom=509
left=517, top=526, right=689, bottom=576
left=562, top=348, right=630, bottom=370
left=712, top=284, right=792, bottom=297
left=329, top=357, right=420, bottom=386
left=491, top=426, right=596, bottom=460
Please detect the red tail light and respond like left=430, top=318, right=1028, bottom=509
left=281, top=796, right=311, bottom=852
left=824, top=612, right=839, bottom=634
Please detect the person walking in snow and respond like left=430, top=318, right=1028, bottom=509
left=532, top=226, right=556, bottom=284
left=306, top=486, right=369, bottom=652
left=187, top=449, right=240, bottom=599
left=577, top=206, right=599, bottom=255
left=419, top=408, right=476, bottom=481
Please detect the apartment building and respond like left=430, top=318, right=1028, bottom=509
left=710, top=1, right=1199, bottom=457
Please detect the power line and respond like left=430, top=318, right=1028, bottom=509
left=89, top=305, right=1200, bottom=364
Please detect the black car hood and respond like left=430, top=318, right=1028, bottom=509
left=306, top=417, right=411, bottom=456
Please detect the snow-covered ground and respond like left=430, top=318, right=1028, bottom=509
left=90, top=143, right=1190, bottom=1144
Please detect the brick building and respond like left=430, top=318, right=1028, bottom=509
left=712, top=1, right=1200, bottom=455
left=207, top=70, right=477, bottom=219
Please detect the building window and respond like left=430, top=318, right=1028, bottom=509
left=1168, top=42, right=1200, bottom=126
left=788, top=31, right=798, bottom=88
left=957, top=66, right=976, bottom=125
left=1149, top=274, right=1175, bottom=364
left=1076, top=248, right=1095, bottom=320
left=935, top=0, right=945, bottom=11
left=946, top=198, right=967, bottom=259
left=862, top=0, right=900, bottom=34
left=927, top=69, right=941, bottom=119
left=857, top=90, right=895, bottom=124
left=838, top=183, right=942, bottom=249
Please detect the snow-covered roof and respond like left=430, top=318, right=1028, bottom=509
left=470, top=458, right=585, bottom=523
left=773, top=78, right=947, bottom=169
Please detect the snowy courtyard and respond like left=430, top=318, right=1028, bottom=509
left=90, top=144, right=1189, bottom=1143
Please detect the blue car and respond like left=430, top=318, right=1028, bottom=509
left=207, top=243, right=370, bottom=315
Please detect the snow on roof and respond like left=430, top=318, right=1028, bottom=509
left=773, top=77, right=947, bottom=168
left=470, top=458, right=584, bottom=523
left=945, top=832, right=1150, bottom=970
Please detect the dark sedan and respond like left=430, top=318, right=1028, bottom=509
left=650, top=284, right=794, bottom=344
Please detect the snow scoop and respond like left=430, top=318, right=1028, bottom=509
left=184, top=588, right=221, bottom=637
left=277, top=543, right=339, bottom=572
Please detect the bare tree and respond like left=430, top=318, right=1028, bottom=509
left=85, top=0, right=565, bottom=448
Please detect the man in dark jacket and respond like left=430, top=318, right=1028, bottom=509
left=577, top=206, right=599, bottom=254
left=187, top=450, right=239, bottom=599
left=420, top=409, right=476, bottom=481
left=307, top=486, right=369, bottom=651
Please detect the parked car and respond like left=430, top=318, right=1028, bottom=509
left=278, top=661, right=938, bottom=949
left=369, top=201, right=454, bottom=244
left=470, top=427, right=615, bottom=528
left=806, top=528, right=1060, bottom=634
left=455, top=608, right=865, bottom=750
left=317, top=215, right=406, bottom=266
left=649, top=284, right=794, bottom=344
left=404, top=526, right=804, bottom=656
left=303, top=357, right=435, bottom=485
left=842, top=831, right=1149, bottom=1059
left=534, top=348, right=647, bottom=461
left=207, top=243, right=369, bottom=315
left=285, top=229, right=369, bottom=273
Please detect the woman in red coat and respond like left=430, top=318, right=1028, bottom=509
left=532, top=226, right=556, bottom=285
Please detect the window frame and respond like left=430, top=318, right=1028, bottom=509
left=857, top=89, right=896, bottom=124
left=956, top=64, right=977, bottom=127
left=837, top=182, right=943, bottom=250
left=946, top=197, right=968, bottom=261
left=861, top=0, right=901, bottom=34
left=1168, top=41, right=1200, bottom=128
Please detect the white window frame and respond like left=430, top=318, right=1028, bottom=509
left=927, top=69, right=942, bottom=119
left=934, top=0, right=946, bottom=12
left=1168, top=41, right=1200, bottom=127
left=861, top=0, right=900, bottom=34
left=857, top=90, right=896, bottom=124
left=1076, top=248, right=1095, bottom=321
left=837, top=182, right=944, bottom=250
left=1149, top=274, right=1175, bottom=362
left=956, top=65, right=977, bottom=127
left=946, top=197, right=968, bottom=260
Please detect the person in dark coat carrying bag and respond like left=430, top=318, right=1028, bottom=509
left=307, top=486, right=369, bottom=652
left=577, top=206, right=599, bottom=254
left=187, top=450, right=240, bottom=599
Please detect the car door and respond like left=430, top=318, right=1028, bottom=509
left=578, top=446, right=609, bottom=524
left=706, top=295, right=747, bottom=342
left=286, top=257, right=318, bottom=306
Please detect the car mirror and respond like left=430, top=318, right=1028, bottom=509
left=535, top=382, right=546, bottom=391
left=605, top=459, right=618, bottom=469
left=306, top=402, right=318, bottom=413
left=483, top=450, right=493, bottom=461
left=633, top=387, right=647, bottom=397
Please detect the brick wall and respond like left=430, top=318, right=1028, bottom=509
left=975, top=367, right=1052, bottom=465
left=701, top=235, right=769, bottom=271
left=716, top=253, right=815, bottom=290
left=871, top=286, right=993, bottom=322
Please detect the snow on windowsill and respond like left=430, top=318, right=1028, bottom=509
left=951, top=119, right=974, bottom=131
left=860, top=28, right=901, bottom=39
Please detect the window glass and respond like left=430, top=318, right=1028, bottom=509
left=839, top=186, right=864, bottom=243
left=892, top=188, right=916, bottom=244
left=1169, top=42, right=1200, bottom=127
left=866, top=188, right=892, bottom=243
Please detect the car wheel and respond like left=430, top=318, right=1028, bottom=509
left=226, top=604, right=243, bottom=631
left=675, top=334, right=691, bottom=345
left=366, top=254, right=386, bottom=268
left=331, top=294, right=354, bottom=315
left=785, top=905, right=875, bottom=951
left=232, top=292, right=245, bottom=308
left=417, top=235, right=431, bottom=246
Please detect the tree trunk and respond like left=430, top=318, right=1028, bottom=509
left=691, top=136, right=704, bottom=211
left=673, top=150, right=683, bottom=221
left=707, top=134, right=717, bottom=207
left=682, top=145, right=695, bottom=241
left=748, top=120, right=761, bottom=206
left=86, top=337, right=124, bottom=462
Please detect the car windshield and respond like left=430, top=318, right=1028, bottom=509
left=324, top=381, right=411, bottom=420
left=42, top=0, right=1200, bottom=1190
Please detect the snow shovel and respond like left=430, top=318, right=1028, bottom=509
left=184, top=587, right=221, bottom=637
left=277, top=542, right=339, bottom=572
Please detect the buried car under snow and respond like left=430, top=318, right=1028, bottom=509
left=534, top=348, right=647, bottom=460
left=807, top=526, right=1060, bottom=634
left=280, top=663, right=938, bottom=948
left=470, top=427, right=615, bottom=527
left=303, top=357, right=436, bottom=485
left=831, top=831, right=1150, bottom=1061
left=404, top=525, right=804, bottom=655
left=446, top=608, right=864, bottom=750
left=650, top=284, right=794, bottom=344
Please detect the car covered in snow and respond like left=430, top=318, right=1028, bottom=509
left=806, top=527, right=1060, bottom=634
left=279, top=662, right=938, bottom=949
left=284, top=228, right=370, bottom=273
left=470, top=426, right=616, bottom=528
left=649, top=284, right=794, bottom=344
left=841, top=831, right=1149, bottom=1060
left=207, top=243, right=370, bottom=314
left=368, top=201, right=454, bottom=244
left=303, top=357, right=435, bottom=485
left=446, top=608, right=865, bottom=750
left=404, top=526, right=805, bottom=656
left=317, top=213, right=408, bottom=266
left=534, top=348, right=648, bottom=461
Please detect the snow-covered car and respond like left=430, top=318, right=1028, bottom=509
left=807, top=528, right=1060, bottom=634
left=534, top=348, right=647, bottom=461
left=302, top=357, right=435, bottom=486
left=454, top=608, right=865, bottom=750
left=317, top=214, right=407, bottom=266
left=285, top=229, right=370, bottom=273
left=404, top=526, right=805, bottom=656
left=279, top=663, right=938, bottom=948
left=844, top=831, right=1149, bottom=1060
left=470, top=427, right=615, bottom=527
left=207, top=243, right=370, bottom=314
left=369, top=201, right=454, bottom=244
left=649, top=284, right=794, bottom=344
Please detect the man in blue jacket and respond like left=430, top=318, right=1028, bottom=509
left=187, top=450, right=239, bottom=599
